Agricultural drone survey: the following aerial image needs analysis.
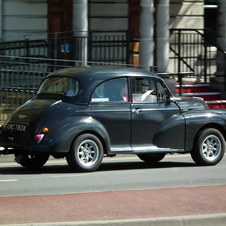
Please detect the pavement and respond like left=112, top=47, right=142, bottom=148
left=1, top=153, right=226, bottom=226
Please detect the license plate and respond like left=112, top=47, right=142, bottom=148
left=5, top=123, right=27, bottom=132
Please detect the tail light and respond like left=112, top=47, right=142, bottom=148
left=34, top=134, right=44, bottom=143
left=34, top=127, right=49, bottom=143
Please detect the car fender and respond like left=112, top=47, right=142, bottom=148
left=38, top=115, right=110, bottom=154
left=153, top=110, right=226, bottom=152
left=183, top=110, right=226, bottom=151
left=153, top=113, right=186, bottom=149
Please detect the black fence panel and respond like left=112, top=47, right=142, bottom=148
left=170, top=29, right=226, bottom=82
left=0, top=31, right=131, bottom=65
left=0, top=55, right=145, bottom=113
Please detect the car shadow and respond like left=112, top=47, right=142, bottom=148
left=0, top=160, right=197, bottom=175
left=99, top=160, right=196, bottom=172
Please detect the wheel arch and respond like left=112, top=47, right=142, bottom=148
left=69, top=130, right=110, bottom=155
left=45, top=116, right=111, bottom=154
left=190, top=126, right=225, bottom=165
left=188, top=123, right=226, bottom=152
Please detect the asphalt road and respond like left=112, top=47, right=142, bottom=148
left=0, top=153, right=226, bottom=197
left=1, top=154, right=226, bottom=226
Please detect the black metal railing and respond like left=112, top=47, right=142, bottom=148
left=1, top=29, right=226, bottom=112
left=0, top=31, right=131, bottom=65
left=2, top=29, right=225, bottom=81
left=0, top=55, right=158, bottom=122
left=88, top=31, right=130, bottom=64
left=0, top=55, right=148, bottom=112
left=170, top=29, right=226, bottom=82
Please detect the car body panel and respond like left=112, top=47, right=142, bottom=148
left=131, top=101, right=183, bottom=151
left=153, top=109, right=226, bottom=151
left=153, top=113, right=186, bottom=149
left=88, top=103, right=132, bottom=152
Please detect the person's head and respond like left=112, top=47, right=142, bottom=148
left=117, top=78, right=127, bottom=96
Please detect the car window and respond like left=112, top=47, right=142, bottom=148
left=91, top=78, right=128, bottom=102
left=37, top=77, right=79, bottom=97
left=157, top=80, right=169, bottom=102
left=132, top=78, right=157, bottom=103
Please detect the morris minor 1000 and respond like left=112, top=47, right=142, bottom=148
left=0, top=66, right=225, bottom=172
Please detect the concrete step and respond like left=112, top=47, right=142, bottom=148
left=175, top=83, right=210, bottom=94
left=206, top=100, right=226, bottom=109
left=175, top=83, right=226, bottom=109
left=176, top=92, right=221, bottom=101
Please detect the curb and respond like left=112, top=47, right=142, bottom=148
left=3, top=214, right=226, bottom=226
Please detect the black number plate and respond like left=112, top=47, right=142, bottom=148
left=5, top=123, right=27, bottom=132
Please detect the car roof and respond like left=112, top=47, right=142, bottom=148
left=47, top=66, right=160, bottom=81
left=44, top=66, right=163, bottom=104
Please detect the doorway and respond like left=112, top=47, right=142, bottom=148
left=47, top=0, right=73, bottom=59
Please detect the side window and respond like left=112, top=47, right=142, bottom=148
left=91, top=78, right=128, bottom=102
left=132, top=78, right=157, bottom=103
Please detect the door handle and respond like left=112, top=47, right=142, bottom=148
left=132, top=108, right=142, bottom=114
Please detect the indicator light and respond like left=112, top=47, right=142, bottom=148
left=42, top=127, right=49, bottom=133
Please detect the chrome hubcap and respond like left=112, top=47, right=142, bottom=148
left=202, top=135, right=221, bottom=161
left=78, top=140, right=99, bottom=166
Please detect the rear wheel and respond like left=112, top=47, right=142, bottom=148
left=137, top=153, right=166, bottom=163
left=66, top=134, right=103, bottom=172
left=191, top=128, right=225, bottom=166
left=14, top=153, right=49, bottom=169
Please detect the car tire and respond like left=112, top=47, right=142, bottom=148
left=137, top=153, right=166, bottom=163
left=14, top=153, right=49, bottom=169
left=66, top=133, right=104, bottom=172
left=191, top=128, right=225, bottom=166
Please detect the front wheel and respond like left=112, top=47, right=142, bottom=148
left=191, top=128, right=225, bottom=166
left=14, top=153, right=49, bottom=169
left=66, top=134, right=104, bottom=172
left=137, top=153, right=166, bottom=164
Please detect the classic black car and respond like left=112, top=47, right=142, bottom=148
left=0, top=66, right=225, bottom=172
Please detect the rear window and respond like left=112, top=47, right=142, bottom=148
left=37, top=77, right=79, bottom=97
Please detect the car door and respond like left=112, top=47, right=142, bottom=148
left=130, top=77, right=184, bottom=152
left=90, top=77, right=132, bottom=152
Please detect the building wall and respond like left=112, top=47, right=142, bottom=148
left=0, top=0, right=205, bottom=69
left=170, top=0, right=204, bottom=29
left=2, top=0, right=47, bottom=40
left=1, top=0, right=204, bottom=38
left=89, top=0, right=128, bottom=31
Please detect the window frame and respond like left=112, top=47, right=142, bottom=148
left=90, top=77, right=129, bottom=103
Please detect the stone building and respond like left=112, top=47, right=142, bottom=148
left=0, top=0, right=224, bottom=77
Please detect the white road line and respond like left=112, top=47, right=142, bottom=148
left=0, top=179, right=18, bottom=182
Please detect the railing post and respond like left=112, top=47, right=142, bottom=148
left=177, top=30, right=181, bottom=74
left=53, top=33, right=58, bottom=70
left=88, top=31, right=92, bottom=63
left=126, top=30, right=131, bottom=65
left=177, top=30, right=182, bottom=91
left=26, top=39, right=30, bottom=62
left=224, top=53, right=226, bottom=98
left=204, top=37, right=208, bottom=83
left=53, top=33, right=58, bottom=59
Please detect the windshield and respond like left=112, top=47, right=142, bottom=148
left=37, top=77, right=79, bottom=97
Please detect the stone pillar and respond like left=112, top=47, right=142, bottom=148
left=216, top=0, right=226, bottom=76
left=73, top=0, right=88, bottom=65
left=156, top=0, right=169, bottom=73
left=139, top=0, right=154, bottom=71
